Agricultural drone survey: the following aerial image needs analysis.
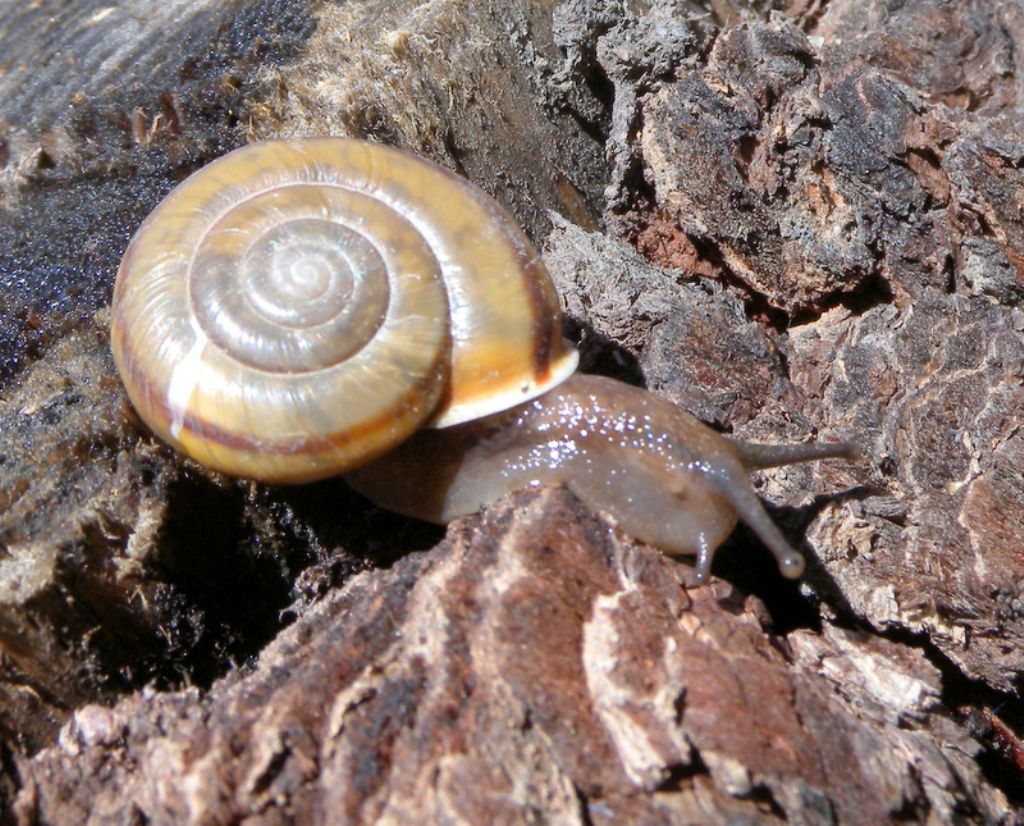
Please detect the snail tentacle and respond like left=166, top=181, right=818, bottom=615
left=727, top=439, right=860, bottom=471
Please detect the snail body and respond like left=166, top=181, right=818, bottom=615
left=346, top=374, right=856, bottom=580
left=111, top=138, right=856, bottom=581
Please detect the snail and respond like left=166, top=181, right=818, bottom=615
left=111, top=137, right=857, bottom=581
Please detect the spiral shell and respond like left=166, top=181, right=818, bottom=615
left=111, top=138, right=578, bottom=482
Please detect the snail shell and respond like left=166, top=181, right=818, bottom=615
left=110, top=138, right=578, bottom=483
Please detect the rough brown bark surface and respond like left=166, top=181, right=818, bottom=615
left=0, top=0, right=1022, bottom=823
left=7, top=490, right=1009, bottom=823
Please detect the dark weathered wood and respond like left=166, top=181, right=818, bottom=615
left=0, top=0, right=322, bottom=385
left=0, top=0, right=1022, bottom=821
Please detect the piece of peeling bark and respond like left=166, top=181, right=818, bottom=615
left=545, top=214, right=824, bottom=432
left=10, top=488, right=1009, bottom=824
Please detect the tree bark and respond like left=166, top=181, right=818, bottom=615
left=0, top=0, right=1020, bottom=822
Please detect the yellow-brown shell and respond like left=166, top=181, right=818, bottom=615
left=110, top=138, right=578, bottom=482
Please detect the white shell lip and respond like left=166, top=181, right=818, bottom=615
left=428, top=345, right=580, bottom=428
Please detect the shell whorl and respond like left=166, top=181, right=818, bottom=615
left=111, top=138, right=578, bottom=482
